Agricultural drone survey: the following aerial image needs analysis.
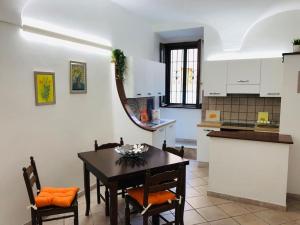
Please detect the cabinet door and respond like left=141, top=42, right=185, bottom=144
left=166, top=123, right=176, bottom=147
left=227, top=59, right=261, bottom=85
left=203, top=61, right=227, bottom=97
left=197, top=127, right=220, bottom=162
left=154, top=62, right=166, bottom=96
left=124, top=57, right=147, bottom=98
left=152, top=127, right=166, bottom=149
left=260, top=58, right=283, bottom=97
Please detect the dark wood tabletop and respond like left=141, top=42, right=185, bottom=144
left=207, top=130, right=293, bottom=144
left=78, top=145, right=189, bottom=225
left=78, top=145, right=189, bottom=181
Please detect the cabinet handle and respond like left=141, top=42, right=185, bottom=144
left=158, top=92, right=162, bottom=95
left=204, top=129, right=214, bottom=132
left=237, top=80, right=249, bottom=83
left=148, top=93, right=152, bottom=95
left=209, top=92, right=221, bottom=95
left=159, top=128, right=164, bottom=132
left=267, top=92, right=280, bottom=96
left=137, top=93, right=141, bottom=96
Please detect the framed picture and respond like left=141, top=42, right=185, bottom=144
left=34, top=72, right=56, bottom=106
left=70, top=61, right=87, bottom=93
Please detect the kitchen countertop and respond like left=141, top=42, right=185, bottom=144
left=207, top=130, right=293, bottom=144
left=143, top=119, right=176, bottom=130
left=197, top=121, right=280, bottom=133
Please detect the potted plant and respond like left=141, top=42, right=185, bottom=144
left=111, top=49, right=126, bottom=81
left=292, top=39, right=300, bottom=52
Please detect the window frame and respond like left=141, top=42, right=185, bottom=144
left=160, top=40, right=202, bottom=109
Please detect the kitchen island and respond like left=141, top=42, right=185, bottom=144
left=207, top=130, right=293, bottom=210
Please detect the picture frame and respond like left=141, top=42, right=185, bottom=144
left=34, top=72, right=56, bottom=106
left=70, top=61, right=87, bottom=93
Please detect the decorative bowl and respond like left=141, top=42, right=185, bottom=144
left=114, top=144, right=149, bottom=157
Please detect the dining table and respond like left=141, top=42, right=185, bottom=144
left=78, top=144, right=189, bottom=225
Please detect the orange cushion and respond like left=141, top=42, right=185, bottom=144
left=127, top=187, right=176, bottom=206
left=35, top=187, right=79, bottom=208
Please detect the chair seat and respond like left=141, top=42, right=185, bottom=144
left=36, top=198, right=78, bottom=219
left=127, top=187, right=176, bottom=206
left=35, top=187, right=79, bottom=208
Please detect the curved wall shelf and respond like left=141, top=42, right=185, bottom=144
left=115, top=75, right=155, bottom=132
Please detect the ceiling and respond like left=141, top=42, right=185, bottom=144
left=1, top=0, right=300, bottom=51
left=111, top=0, right=300, bottom=50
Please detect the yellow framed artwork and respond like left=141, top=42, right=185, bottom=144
left=70, top=61, right=87, bottom=93
left=34, top=72, right=56, bottom=106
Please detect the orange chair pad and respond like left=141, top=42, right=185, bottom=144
left=127, top=187, right=176, bottom=206
left=35, top=187, right=79, bottom=208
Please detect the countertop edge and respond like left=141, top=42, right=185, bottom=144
left=151, top=119, right=176, bottom=130
left=207, top=131, right=293, bottom=145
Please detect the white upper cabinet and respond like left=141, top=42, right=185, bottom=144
left=124, top=57, right=165, bottom=98
left=260, top=58, right=283, bottom=97
left=203, top=61, right=227, bottom=97
left=227, top=59, right=261, bottom=85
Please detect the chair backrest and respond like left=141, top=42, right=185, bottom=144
left=162, top=140, right=184, bottom=158
left=94, top=137, right=124, bottom=151
left=22, top=156, right=41, bottom=205
left=143, top=165, right=184, bottom=207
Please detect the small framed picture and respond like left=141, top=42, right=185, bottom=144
left=70, top=61, right=87, bottom=93
left=34, top=72, right=56, bottom=106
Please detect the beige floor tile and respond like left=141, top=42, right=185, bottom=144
left=207, top=196, right=232, bottom=205
left=186, top=187, right=203, bottom=197
left=183, top=209, right=207, bottom=225
left=188, top=178, right=208, bottom=187
left=65, top=214, right=93, bottom=225
left=194, top=185, right=208, bottom=195
left=286, top=206, right=300, bottom=221
left=233, top=213, right=269, bottom=225
left=209, top=218, right=240, bottom=225
left=254, top=209, right=291, bottom=225
left=45, top=220, right=64, bottom=225
left=92, top=211, right=111, bottom=225
left=197, top=206, right=229, bottom=222
left=237, top=202, right=268, bottom=213
left=218, top=202, right=250, bottom=216
left=186, top=196, right=215, bottom=209
left=184, top=202, right=193, bottom=211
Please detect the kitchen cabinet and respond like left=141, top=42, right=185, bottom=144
left=227, top=59, right=261, bottom=85
left=203, top=61, right=227, bottom=97
left=124, top=57, right=165, bottom=98
left=152, top=122, right=176, bottom=148
left=197, top=126, right=220, bottom=162
left=260, top=58, right=283, bottom=97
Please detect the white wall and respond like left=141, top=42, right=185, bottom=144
left=280, top=55, right=300, bottom=195
left=160, top=108, right=201, bottom=140
left=0, top=1, right=159, bottom=225
left=0, top=22, right=113, bottom=225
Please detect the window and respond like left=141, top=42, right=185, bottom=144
left=160, top=41, right=201, bottom=108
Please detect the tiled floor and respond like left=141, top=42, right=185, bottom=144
left=52, top=160, right=300, bottom=225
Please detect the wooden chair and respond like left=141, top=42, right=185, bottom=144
left=22, top=157, right=78, bottom=225
left=162, top=140, right=185, bottom=158
left=125, top=166, right=184, bottom=225
left=94, top=137, right=124, bottom=216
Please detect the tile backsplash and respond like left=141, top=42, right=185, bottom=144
left=127, top=97, right=154, bottom=120
left=202, top=94, right=281, bottom=124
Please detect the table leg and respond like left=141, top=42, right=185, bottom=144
left=109, top=181, right=118, bottom=225
left=152, top=215, right=159, bottom=225
left=83, top=163, right=90, bottom=216
left=180, top=166, right=186, bottom=225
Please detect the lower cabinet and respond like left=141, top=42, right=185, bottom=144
left=197, top=127, right=220, bottom=162
left=152, top=122, right=176, bottom=149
